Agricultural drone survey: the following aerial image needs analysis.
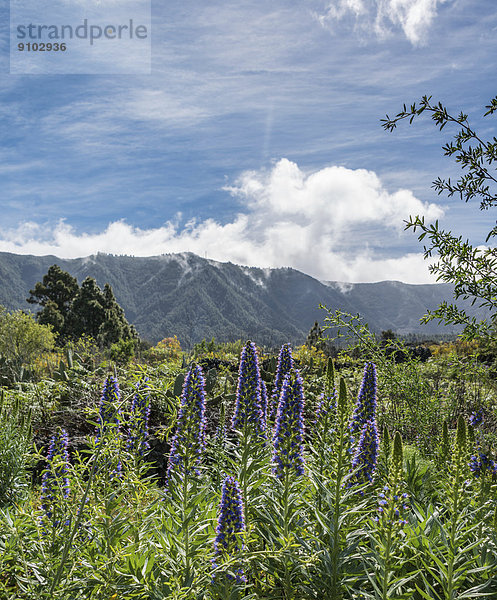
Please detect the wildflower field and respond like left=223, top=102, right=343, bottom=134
left=1, top=330, right=497, bottom=600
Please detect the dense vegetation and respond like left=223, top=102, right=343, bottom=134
left=1, top=316, right=497, bottom=599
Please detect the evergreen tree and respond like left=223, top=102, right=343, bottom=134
left=380, top=329, right=396, bottom=348
left=381, top=329, right=395, bottom=342
left=306, top=321, right=323, bottom=349
left=98, top=283, right=137, bottom=346
left=27, top=265, right=78, bottom=337
left=67, top=277, right=106, bottom=340
left=28, top=266, right=137, bottom=347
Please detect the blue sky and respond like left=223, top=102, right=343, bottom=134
left=1, top=0, right=496, bottom=282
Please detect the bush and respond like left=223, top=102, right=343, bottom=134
left=109, top=338, right=136, bottom=365
left=143, top=335, right=182, bottom=365
left=0, top=307, right=55, bottom=366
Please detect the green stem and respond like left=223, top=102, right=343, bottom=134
left=477, top=475, right=485, bottom=541
left=282, top=468, right=292, bottom=600
left=105, top=498, right=111, bottom=561
left=381, top=524, right=393, bottom=600
left=330, top=413, right=346, bottom=598
left=316, top=410, right=330, bottom=514
left=241, top=420, right=249, bottom=526
left=283, top=468, right=290, bottom=540
left=447, top=466, right=460, bottom=600
left=182, top=468, right=191, bottom=587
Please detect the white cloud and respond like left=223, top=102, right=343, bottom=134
left=0, top=159, right=443, bottom=283
left=323, top=0, right=368, bottom=21
left=318, top=0, right=448, bottom=45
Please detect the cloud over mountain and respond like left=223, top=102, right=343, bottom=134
left=0, top=159, right=443, bottom=283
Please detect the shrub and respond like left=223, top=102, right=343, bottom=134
left=144, top=335, right=182, bottom=365
left=0, top=307, right=55, bottom=367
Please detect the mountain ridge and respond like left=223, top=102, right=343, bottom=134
left=0, top=250, right=485, bottom=346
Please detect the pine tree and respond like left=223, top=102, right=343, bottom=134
left=27, top=265, right=78, bottom=338
left=28, top=266, right=137, bottom=347
left=307, top=321, right=323, bottom=349
left=67, top=277, right=106, bottom=340
left=98, top=283, right=136, bottom=346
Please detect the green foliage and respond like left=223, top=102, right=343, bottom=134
left=192, top=337, right=246, bottom=362
left=381, top=330, right=396, bottom=343
left=2, top=343, right=497, bottom=598
left=109, top=338, right=136, bottom=365
left=28, top=265, right=137, bottom=348
left=382, top=427, right=391, bottom=473
left=67, top=278, right=138, bottom=347
left=193, top=336, right=219, bottom=357
left=365, top=431, right=410, bottom=600
left=27, top=264, right=78, bottom=332
left=0, top=306, right=56, bottom=383
left=415, top=415, right=479, bottom=599
left=321, top=308, right=491, bottom=454
left=392, top=431, right=403, bottom=473
left=0, top=306, right=56, bottom=364
left=0, top=391, right=32, bottom=505
left=382, top=95, right=497, bottom=338
left=441, top=420, right=450, bottom=465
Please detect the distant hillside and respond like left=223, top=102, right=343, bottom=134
left=0, top=251, right=487, bottom=346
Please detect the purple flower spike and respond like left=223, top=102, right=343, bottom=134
left=41, top=427, right=70, bottom=528
left=270, top=343, right=294, bottom=417
left=376, top=486, right=410, bottom=528
left=349, top=362, right=377, bottom=444
left=260, top=380, right=268, bottom=428
left=212, top=476, right=246, bottom=584
left=469, top=409, right=484, bottom=427
left=96, top=376, right=121, bottom=440
left=126, top=378, right=151, bottom=456
left=350, top=419, right=380, bottom=487
left=231, top=341, right=266, bottom=437
left=468, top=409, right=495, bottom=478
left=469, top=447, right=496, bottom=478
left=166, top=364, right=207, bottom=482
left=272, top=369, right=305, bottom=478
left=95, top=376, right=122, bottom=476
